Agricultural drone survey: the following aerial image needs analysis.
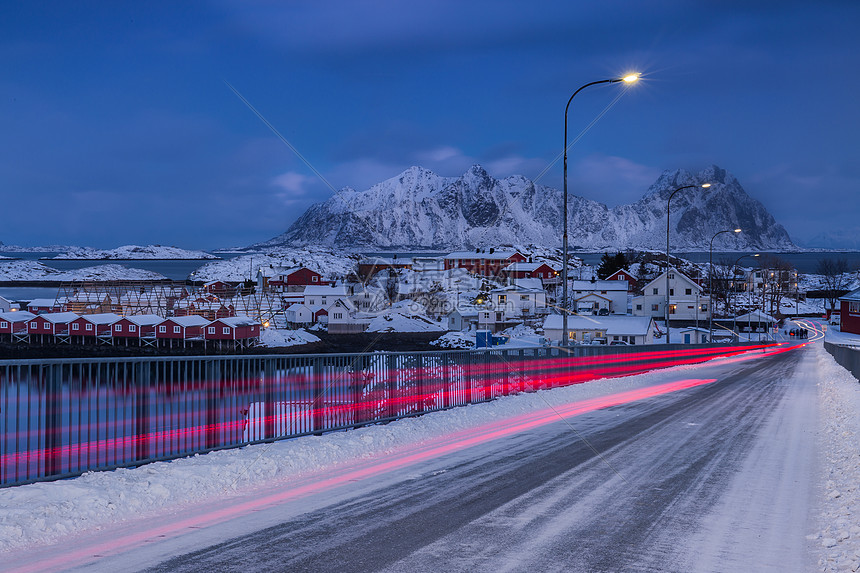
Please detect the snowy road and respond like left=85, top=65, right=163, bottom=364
left=5, top=340, right=843, bottom=572
left=128, top=346, right=813, bottom=572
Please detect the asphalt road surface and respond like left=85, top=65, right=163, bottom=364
left=133, top=343, right=817, bottom=573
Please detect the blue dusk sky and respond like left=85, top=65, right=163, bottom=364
left=1, top=1, right=858, bottom=249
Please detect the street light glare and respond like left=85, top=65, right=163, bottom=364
left=622, top=73, right=640, bottom=83
left=701, top=183, right=711, bottom=188
left=734, top=228, right=742, bottom=233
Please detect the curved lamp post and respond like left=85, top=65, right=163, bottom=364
left=665, top=183, right=710, bottom=343
left=731, top=253, right=759, bottom=340
left=708, top=228, right=742, bottom=340
left=562, top=73, right=639, bottom=347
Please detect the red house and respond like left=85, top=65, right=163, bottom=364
left=112, top=314, right=163, bottom=339
left=27, top=298, right=67, bottom=314
left=156, top=315, right=210, bottom=340
left=839, top=288, right=860, bottom=335
left=502, top=262, right=559, bottom=284
left=606, top=268, right=638, bottom=290
left=443, top=249, right=527, bottom=277
left=265, top=266, right=328, bottom=291
left=27, top=312, right=79, bottom=335
left=70, top=313, right=122, bottom=338
left=202, top=280, right=236, bottom=297
left=0, top=311, right=36, bottom=335
left=203, top=316, right=260, bottom=342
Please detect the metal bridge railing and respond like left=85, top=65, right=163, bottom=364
left=824, top=340, right=860, bottom=382
left=0, top=342, right=770, bottom=487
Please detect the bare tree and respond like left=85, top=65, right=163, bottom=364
left=817, top=257, right=850, bottom=312
left=759, top=254, right=795, bottom=316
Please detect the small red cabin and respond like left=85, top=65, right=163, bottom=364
left=203, top=316, right=260, bottom=341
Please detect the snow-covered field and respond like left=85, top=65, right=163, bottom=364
left=1, top=342, right=858, bottom=573
left=0, top=260, right=167, bottom=281
left=44, top=245, right=218, bottom=260
left=258, top=327, right=320, bottom=347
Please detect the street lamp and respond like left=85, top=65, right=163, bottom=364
left=731, top=253, right=759, bottom=340
left=708, top=228, right=742, bottom=340
left=665, top=182, right=710, bottom=343
left=562, top=72, right=639, bottom=347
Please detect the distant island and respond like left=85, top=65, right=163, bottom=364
left=39, top=245, right=220, bottom=260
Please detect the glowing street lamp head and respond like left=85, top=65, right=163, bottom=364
left=701, top=183, right=711, bottom=188
left=734, top=228, right=742, bottom=233
left=622, top=73, right=640, bottom=83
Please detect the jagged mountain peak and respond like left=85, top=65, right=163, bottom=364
left=254, top=165, right=796, bottom=252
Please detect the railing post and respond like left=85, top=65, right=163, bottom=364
left=44, top=364, right=64, bottom=478
left=135, top=361, right=151, bottom=463
left=312, top=357, right=324, bottom=434
left=264, top=359, right=276, bottom=440
left=205, top=359, right=220, bottom=449
left=387, top=354, right=398, bottom=419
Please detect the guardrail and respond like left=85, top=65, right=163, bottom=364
left=824, top=340, right=860, bottom=382
left=0, top=342, right=771, bottom=487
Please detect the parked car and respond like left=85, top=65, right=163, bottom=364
left=609, top=340, right=630, bottom=346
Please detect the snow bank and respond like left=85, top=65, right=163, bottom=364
left=810, top=344, right=860, bottom=572
left=259, top=327, right=320, bottom=347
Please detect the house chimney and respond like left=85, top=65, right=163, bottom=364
left=489, top=248, right=495, bottom=254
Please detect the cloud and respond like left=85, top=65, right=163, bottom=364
left=271, top=171, right=314, bottom=197
left=568, top=154, right=661, bottom=205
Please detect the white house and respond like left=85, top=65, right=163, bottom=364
left=0, top=295, right=13, bottom=313
left=571, top=280, right=628, bottom=315
left=632, top=268, right=710, bottom=322
left=489, top=284, right=547, bottom=319
left=285, top=303, right=314, bottom=326
left=543, top=314, right=658, bottom=345
left=326, top=299, right=371, bottom=334
left=679, top=327, right=711, bottom=344
left=303, top=285, right=352, bottom=312
left=447, top=307, right=480, bottom=331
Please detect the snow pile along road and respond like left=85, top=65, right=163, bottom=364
left=811, top=344, right=860, bottom=572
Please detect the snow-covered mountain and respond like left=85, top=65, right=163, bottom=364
left=256, top=165, right=796, bottom=252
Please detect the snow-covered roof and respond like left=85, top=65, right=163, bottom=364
left=217, top=316, right=259, bottom=327
left=543, top=315, right=655, bottom=336
left=327, top=298, right=356, bottom=312
left=575, top=293, right=611, bottom=302
left=445, top=250, right=522, bottom=260
left=839, top=287, right=860, bottom=302
left=286, top=303, right=311, bottom=311
left=28, top=298, right=63, bottom=308
left=303, top=285, right=351, bottom=296
left=491, top=284, right=544, bottom=294
left=0, top=311, right=36, bottom=322
left=571, top=280, right=629, bottom=291
left=79, top=313, right=122, bottom=325
left=166, top=315, right=210, bottom=327
left=503, top=262, right=557, bottom=272
left=512, top=278, right=545, bottom=291
left=39, top=312, right=80, bottom=324
left=126, top=314, right=165, bottom=326
left=733, top=310, right=777, bottom=323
